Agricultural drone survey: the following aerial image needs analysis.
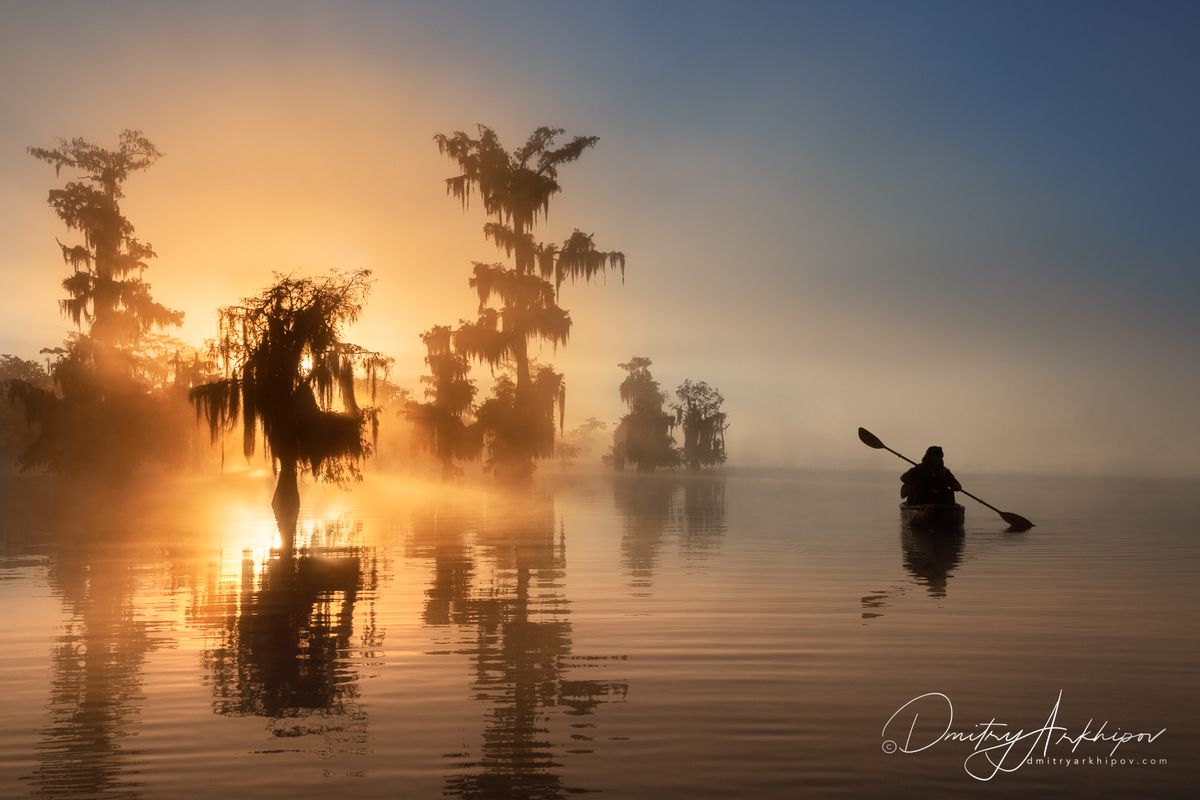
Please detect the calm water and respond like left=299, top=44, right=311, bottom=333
left=0, top=470, right=1196, bottom=798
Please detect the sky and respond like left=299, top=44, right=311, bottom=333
left=1, top=0, right=1197, bottom=477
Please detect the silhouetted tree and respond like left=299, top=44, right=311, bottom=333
left=434, top=125, right=624, bottom=479
left=406, top=325, right=481, bottom=477
left=0, top=356, right=50, bottom=467
left=9, top=336, right=189, bottom=477
left=610, top=357, right=678, bottom=471
left=471, top=363, right=568, bottom=479
left=0, top=354, right=47, bottom=384
left=672, top=379, right=728, bottom=470
left=6, top=131, right=184, bottom=477
left=188, top=270, right=384, bottom=536
left=28, top=130, right=182, bottom=349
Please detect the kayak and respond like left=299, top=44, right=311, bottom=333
left=900, top=503, right=965, bottom=531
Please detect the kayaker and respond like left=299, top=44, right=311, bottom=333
left=901, top=446, right=962, bottom=505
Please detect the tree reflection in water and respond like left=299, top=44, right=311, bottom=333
left=615, top=475, right=728, bottom=592
left=615, top=476, right=673, bottom=591
left=12, top=477, right=724, bottom=797
left=16, top=494, right=168, bottom=799
left=680, top=477, right=728, bottom=558
left=191, top=520, right=383, bottom=752
left=411, top=491, right=629, bottom=799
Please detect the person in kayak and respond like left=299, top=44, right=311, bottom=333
left=901, top=446, right=962, bottom=505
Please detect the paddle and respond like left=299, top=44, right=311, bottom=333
left=857, top=427, right=1034, bottom=532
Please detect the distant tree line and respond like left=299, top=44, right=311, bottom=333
left=1, top=126, right=729, bottom=536
left=608, top=357, right=727, bottom=472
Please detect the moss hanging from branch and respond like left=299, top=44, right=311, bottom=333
left=7, top=131, right=186, bottom=478
left=672, top=379, right=728, bottom=471
left=29, top=131, right=182, bottom=351
left=433, top=124, right=626, bottom=478
left=406, top=325, right=482, bottom=477
left=610, top=358, right=679, bottom=472
left=189, top=269, right=383, bottom=491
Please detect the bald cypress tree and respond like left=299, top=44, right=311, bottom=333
left=610, top=357, right=678, bottom=472
left=5, top=131, right=184, bottom=477
left=434, top=125, right=624, bottom=479
left=406, top=325, right=481, bottom=477
left=27, top=130, right=182, bottom=350
left=672, top=379, right=728, bottom=470
left=188, top=270, right=385, bottom=537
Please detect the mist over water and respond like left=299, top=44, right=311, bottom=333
left=0, top=469, right=1194, bottom=798
left=0, top=3, right=1197, bottom=797
left=2, top=3, right=1199, bottom=479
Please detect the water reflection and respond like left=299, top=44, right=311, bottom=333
left=27, top=521, right=165, bottom=799
left=901, top=528, right=965, bottom=598
left=680, top=477, right=727, bottom=557
left=191, top=521, right=382, bottom=751
left=861, top=527, right=966, bottom=621
left=408, top=501, right=476, bottom=629
left=414, top=492, right=629, bottom=799
left=2, top=473, right=1195, bottom=798
left=614, top=475, right=727, bottom=591
left=615, top=477, right=674, bottom=591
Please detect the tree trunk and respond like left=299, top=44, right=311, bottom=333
left=503, top=336, right=537, bottom=476
left=514, top=338, right=531, bottom=401
left=684, top=421, right=701, bottom=471
left=271, top=455, right=300, bottom=546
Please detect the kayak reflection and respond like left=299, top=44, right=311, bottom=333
left=901, top=526, right=965, bottom=598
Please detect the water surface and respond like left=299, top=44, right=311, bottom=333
left=0, top=470, right=1195, bottom=798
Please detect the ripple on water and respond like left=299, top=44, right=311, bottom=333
left=0, top=471, right=1195, bottom=798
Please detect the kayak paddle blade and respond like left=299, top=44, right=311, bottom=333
left=858, top=427, right=886, bottom=450
left=1001, top=511, right=1035, bottom=532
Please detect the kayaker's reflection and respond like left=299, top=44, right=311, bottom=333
left=901, top=526, right=965, bottom=598
left=195, top=523, right=380, bottom=751
left=861, top=526, right=966, bottom=621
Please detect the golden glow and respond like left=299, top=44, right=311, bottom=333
left=212, top=503, right=281, bottom=586
left=0, top=15, right=1196, bottom=478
